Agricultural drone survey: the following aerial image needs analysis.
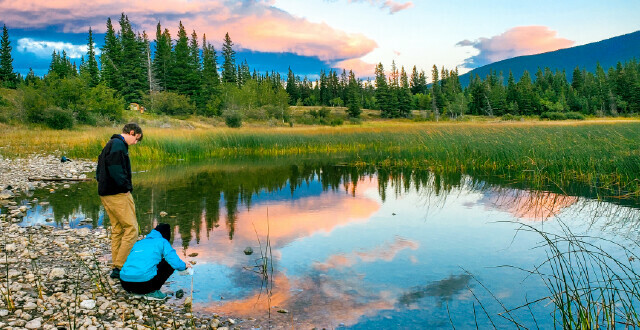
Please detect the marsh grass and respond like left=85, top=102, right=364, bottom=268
left=2, top=120, right=640, bottom=195
left=466, top=219, right=640, bottom=329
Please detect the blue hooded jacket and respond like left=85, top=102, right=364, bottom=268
left=119, top=229, right=187, bottom=282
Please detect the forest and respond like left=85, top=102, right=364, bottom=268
left=0, top=15, right=639, bottom=129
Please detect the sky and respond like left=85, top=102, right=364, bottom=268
left=1, top=0, right=639, bottom=79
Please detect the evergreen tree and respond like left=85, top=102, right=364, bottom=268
left=0, top=24, right=17, bottom=88
left=506, top=70, right=518, bottom=112
left=153, top=23, right=172, bottom=91
left=285, top=67, right=298, bottom=105
left=410, top=66, right=420, bottom=95
left=187, top=29, right=202, bottom=102
left=346, top=70, right=361, bottom=118
left=431, top=65, right=443, bottom=113
left=221, top=33, right=236, bottom=84
left=200, top=34, right=222, bottom=116
left=517, top=70, right=536, bottom=115
left=375, top=63, right=392, bottom=116
left=169, top=21, right=190, bottom=94
left=101, top=18, right=122, bottom=92
left=118, top=14, right=146, bottom=103
left=83, top=27, right=100, bottom=87
left=397, top=66, right=412, bottom=117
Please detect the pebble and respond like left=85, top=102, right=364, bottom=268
left=80, top=299, right=96, bottom=309
left=25, top=318, right=42, bottom=329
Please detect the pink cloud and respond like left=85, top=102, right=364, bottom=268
left=334, top=58, right=377, bottom=77
left=457, top=26, right=574, bottom=68
left=313, top=236, right=419, bottom=271
left=345, top=0, right=414, bottom=14
left=0, top=0, right=377, bottom=62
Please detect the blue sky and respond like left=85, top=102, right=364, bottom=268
left=1, top=0, right=639, bottom=79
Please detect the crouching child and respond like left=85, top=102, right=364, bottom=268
left=119, top=223, right=190, bottom=300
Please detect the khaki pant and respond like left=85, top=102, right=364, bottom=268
left=100, top=192, right=139, bottom=268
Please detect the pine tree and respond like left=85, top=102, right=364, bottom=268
left=118, top=14, right=146, bottom=103
left=101, top=18, right=122, bottom=92
left=84, top=27, right=100, bottom=87
left=375, top=63, right=391, bottom=116
left=188, top=30, right=202, bottom=102
left=200, top=34, right=222, bottom=116
left=506, top=70, right=518, bottom=112
left=431, top=65, right=442, bottom=113
left=397, top=66, right=412, bottom=117
left=221, top=33, right=236, bottom=84
left=0, top=24, right=17, bottom=88
left=153, top=23, right=172, bottom=91
left=285, top=67, right=298, bottom=105
left=410, top=66, right=420, bottom=95
left=169, top=21, right=190, bottom=93
left=346, top=70, right=361, bottom=118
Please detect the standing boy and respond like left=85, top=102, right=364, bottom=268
left=97, top=123, right=143, bottom=279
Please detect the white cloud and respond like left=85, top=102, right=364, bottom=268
left=16, top=38, right=101, bottom=59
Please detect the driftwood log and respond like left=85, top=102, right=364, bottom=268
left=28, top=177, right=93, bottom=182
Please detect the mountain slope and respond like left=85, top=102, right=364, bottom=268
left=459, top=30, right=640, bottom=86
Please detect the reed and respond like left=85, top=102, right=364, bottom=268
left=469, top=220, right=640, bottom=329
left=2, top=120, right=640, bottom=196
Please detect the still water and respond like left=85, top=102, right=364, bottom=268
left=9, top=159, right=640, bottom=328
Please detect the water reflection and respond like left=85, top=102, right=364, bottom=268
left=6, top=159, right=640, bottom=328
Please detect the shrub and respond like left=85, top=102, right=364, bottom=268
left=224, top=110, right=242, bottom=128
left=22, top=86, right=49, bottom=123
left=565, top=112, right=586, bottom=120
left=83, top=84, right=124, bottom=122
left=540, top=112, right=567, bottom=120
left=44, top=106, right=74, bottom=129
left=318, top=107, right=331, bottom=118
left=502, top=114, right=522, bottom=121
left=330, top=118, right=344, bottom=126
left=143, top=91, right=196, bottom=116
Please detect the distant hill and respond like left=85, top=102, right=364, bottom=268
left=459, top=30, right=640, bottom=86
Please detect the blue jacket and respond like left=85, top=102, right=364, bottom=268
left=120, top=230, right=187, bottom=282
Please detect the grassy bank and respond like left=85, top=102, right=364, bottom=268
left=1, top=120, right=639, bottom=197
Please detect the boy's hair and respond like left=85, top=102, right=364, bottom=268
left=122, top=123, right=143, bottom=141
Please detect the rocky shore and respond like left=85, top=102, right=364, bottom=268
left=0, top=154, right=95, bottom=199
left=0, top=155, right=240, bottom=329
left=0, top=222, right=235, bottom=329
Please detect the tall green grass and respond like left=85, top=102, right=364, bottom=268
left=2, top=121, right=640, bottom=197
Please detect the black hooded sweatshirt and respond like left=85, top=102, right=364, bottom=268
left=96, top=134, right=133, bottom=196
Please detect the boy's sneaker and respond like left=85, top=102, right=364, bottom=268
left=144, top=290, right=167, bottom=301
left=110, top=268, right=120, bottom=279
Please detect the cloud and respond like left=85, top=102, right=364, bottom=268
left=334, top=58, right=376, bottom=77
left=16, top=38, right=100, bottom=59
left=334, top=0, right=413, bottom=14
left=313, top=236, right=419, bottom=271
left=0, top=0, right=377, bottom=63
left=457, top=26, right=574, bottom=68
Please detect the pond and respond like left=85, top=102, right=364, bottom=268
left=7, top=158, right=640, bottom=328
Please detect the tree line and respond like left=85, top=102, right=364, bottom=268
left=0, top=17, right=639, bottom=129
